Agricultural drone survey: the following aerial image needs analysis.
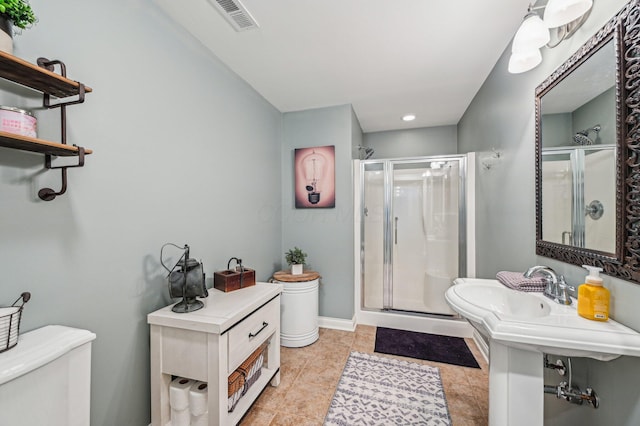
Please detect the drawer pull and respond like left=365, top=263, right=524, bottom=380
left=248, top=321, right=268, bottom=339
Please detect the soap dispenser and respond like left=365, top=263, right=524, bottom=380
left=577, top=265, right=610, bottom=321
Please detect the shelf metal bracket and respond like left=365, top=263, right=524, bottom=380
left=35, top=57, right=87, bottom=201
left=38, top=147, right=85, bottom=201
left=37, top=57, right=86, bottom=108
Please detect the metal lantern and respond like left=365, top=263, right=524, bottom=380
left=161, top=243, right=208, bottom=313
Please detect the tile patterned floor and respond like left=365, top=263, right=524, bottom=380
left=239, top=325, right=489, bottom=425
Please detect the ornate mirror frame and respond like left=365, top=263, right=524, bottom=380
left=535, top=0, right=640, bottom=283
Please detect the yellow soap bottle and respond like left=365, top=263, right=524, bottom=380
left=577, top=265, right=610, bottom=321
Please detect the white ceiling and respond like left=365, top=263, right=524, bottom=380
left=154, top=0, right=532, bottom=133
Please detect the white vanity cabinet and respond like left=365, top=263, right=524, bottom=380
left=148, top=282, right=283, bottom=426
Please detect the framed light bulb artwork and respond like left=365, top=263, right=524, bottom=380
left=294, top=145, right=336, bottom=208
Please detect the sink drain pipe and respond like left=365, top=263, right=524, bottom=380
left=543, top=356, right=600, bottom=409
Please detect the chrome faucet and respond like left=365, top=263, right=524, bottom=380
left=524, top=265, right=574, bottom=305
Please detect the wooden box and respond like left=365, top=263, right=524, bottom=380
left=214, top=268, right=256, bottom=292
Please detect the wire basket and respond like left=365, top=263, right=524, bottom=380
left=238, top=343, right=266, bottom=394
left=0, top=292, right=30, bottom=353
left=227, top=370, right=245, bottom=412
left=227, top=343, right=267, bottom=413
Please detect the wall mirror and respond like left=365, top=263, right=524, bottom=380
left=535, top=0, right=640, bottom=283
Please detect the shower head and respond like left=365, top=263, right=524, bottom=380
left=357, top=146, right=374, bottom=160
left=364, top=147, right=374, bottom=159
left=573, top=133, right=593, bottom=145
left=572, top=124, right=601, bottom=145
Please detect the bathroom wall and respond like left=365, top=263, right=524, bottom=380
left=0, top=0, right=282, bottom=425
left=542, top=88, right=616, bottom=148
left=459, top=0, right=640, bottom=424
left=573, top=88, right=616, bottom=146
left=281, top=105, right=359, bottom=321
left=541, top=112, right=573, bottom=147
left=363, top=125, right=458, bottom=159
left=351, top=108, right=364, bottom=160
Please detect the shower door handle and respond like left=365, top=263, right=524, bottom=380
left=394, top=217, right=398, bottom=244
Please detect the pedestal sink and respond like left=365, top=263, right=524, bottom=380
left=451, top=282, right=551, bottom=320
left=445, top=278, right=640, bottom=426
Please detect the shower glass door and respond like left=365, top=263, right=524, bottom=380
left=362, top=162, right=385, bottom=310
left=361, top=156, right=466, bottom=315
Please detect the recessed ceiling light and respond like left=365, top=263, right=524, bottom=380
left=402, top=114, right=416, bottom=122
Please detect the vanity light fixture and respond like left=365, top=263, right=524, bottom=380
left=402, top=114, right=416, bottom=122
left=508, top=0, right=593, bottom=74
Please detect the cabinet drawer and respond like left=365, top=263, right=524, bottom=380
left=228, top=296, right=279, bottom=373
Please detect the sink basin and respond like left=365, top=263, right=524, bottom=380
left=454, top=283, right=550, bottom=320
left=445, top=278, right=640, bottom=361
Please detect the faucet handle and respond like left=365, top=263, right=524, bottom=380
left=557, top=275, right=575, bottom=291
left=556, top=275, right=574, bottom=305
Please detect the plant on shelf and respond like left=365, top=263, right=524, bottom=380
left=285, top=247, right=307, bottom=275
left=0, top=0, right=36, bottom=30
left=0, top=0, right=36, bottom=54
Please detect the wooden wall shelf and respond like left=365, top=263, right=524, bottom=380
left=0, top=51, right=92, bottom=98
left=0, top=131, right=92, bottom=157
left=0, top=52, right=92, bottom=200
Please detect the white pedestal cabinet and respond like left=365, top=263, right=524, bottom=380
left=148, top=282, right=283, bottom=426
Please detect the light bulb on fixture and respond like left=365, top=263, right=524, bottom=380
left=402, top=114, right=416, bottom=122
left=512, top=12, right=550, bottom=52
left=544, top=0, right=593, bottom=28
left=508, top=48, right=542, bottom=74
left=302, top=150, right=326, bottom=204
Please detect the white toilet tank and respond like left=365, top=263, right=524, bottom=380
left=0, top=325, right=96, bottom=426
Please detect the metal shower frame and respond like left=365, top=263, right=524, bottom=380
left=358, top=154, right=468, bottom=314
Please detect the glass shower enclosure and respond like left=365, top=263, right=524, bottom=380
left=359, top=156, right=467, bottom=316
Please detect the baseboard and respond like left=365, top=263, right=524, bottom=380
left=356, top=310, right=474, bottom=338
left=472, top=329, right=489, bottom=363
left=318, top=315, right=357, bottom=332
left=317, top=314, right=476, bottom=341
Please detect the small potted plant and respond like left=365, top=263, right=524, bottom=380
left=285, top=247, right=307, bottom=275
left=0, top=0, right=37, bottom=54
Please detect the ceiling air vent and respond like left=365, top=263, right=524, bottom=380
left=208, top=0, right=259, bottom=32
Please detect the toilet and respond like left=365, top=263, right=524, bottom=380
left=0, top=325, right=96, bottom=426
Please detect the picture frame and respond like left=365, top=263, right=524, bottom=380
left=294, top=145, right=335, bottom=208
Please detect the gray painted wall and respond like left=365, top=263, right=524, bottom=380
left=541, top=112, right=573, bottom=147
left=363, top=125, right=457, bottom=159
left=573, top=88, right=616, bottom=146
left=458, top=0, right=640, bottom=424
left=0, top=0, right=282, bottom=424
left=281, top=105, right=357, bottom=320
left=542, top=88, right=616, bottom=148
left=351, top=108, right=364, bottom=160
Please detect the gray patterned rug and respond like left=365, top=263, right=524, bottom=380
left=324, top=351, right=452, bottom=426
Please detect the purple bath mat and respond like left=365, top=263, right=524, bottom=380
left=374, top=327, right=480, bottom=369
